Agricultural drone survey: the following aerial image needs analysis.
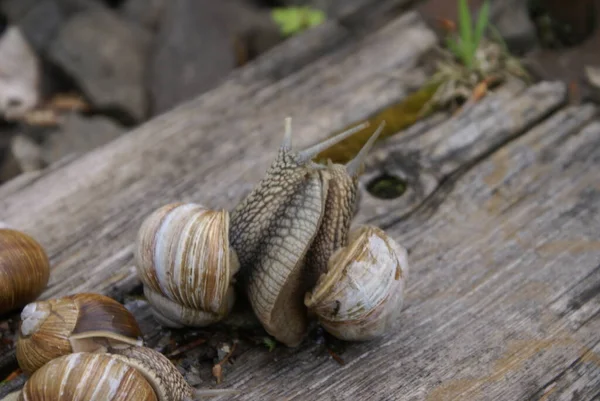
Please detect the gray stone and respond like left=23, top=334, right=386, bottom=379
left=0, top=26, right=41, bottom=121
left=120, top=0, right=167, bottom=31
left=0, top=0, right=42, bottom=22
left=1, top=0, right=102, bottom=53
left=49, top=8, right=151, bottom=122
left=11, top=134, right=45, bottom=172
left=41, top=112, right=126, bottom=164
left=489, top=0, right=539, bottom=54
left=3, top=0, right=65, bottom=53
left=149, top=0, right=282, bottom=115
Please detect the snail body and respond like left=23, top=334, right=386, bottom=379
left=16, top=293, right=144, bottom=375
left=0, top=229, right=50, bottom=315
left=228, top=119, right=386, bottom=346
left=134, top=118, right=410, bottom=347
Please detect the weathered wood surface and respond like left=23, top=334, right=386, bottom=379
left=0, top=9, right=437, bottom=301
left=1, top=6, right=600, bottom=401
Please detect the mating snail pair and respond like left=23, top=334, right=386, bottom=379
left=4, top=293, right=238, bottom=400
left=134, top=118, right=410, bottom=346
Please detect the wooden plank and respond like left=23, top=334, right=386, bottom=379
left=0, top=5, right=598, bottom=401
left=163, top=103, right=597, bottom=401
left=356, top=79, right=567, bottom=228
left=373, top=105, right=600, bottom=401
left=0, top=11, right=437, bottom=301
left=528, top=270, right=600, bottom=401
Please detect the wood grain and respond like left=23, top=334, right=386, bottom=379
left=0, top=11, right=437, bottom=301
left=1, top=5, right=599, bottom=401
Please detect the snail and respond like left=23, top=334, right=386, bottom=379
left=134, top=118, right=410, bottom=347
left=134, top=205, right=239, bottom=327
left=9, top=293, right=239, bottom=400
left=6, top=347, right=239, bottom=400
left=0, top=228, right=50, bottom=315
left=16, top=293, right=144, bottom=375
left=304, top=225, right=409, bottom=341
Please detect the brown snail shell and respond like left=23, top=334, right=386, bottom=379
left=0, top=229, right=50, bottom=315
left=16, top=352, right=159, bottom=401
left=16, top=293, right=143, bottom=375
left=134, top=203, right=240, bottom=328
left=12, top=346, right=240, bottom=401
left=304, top=225, right=409, bottom=341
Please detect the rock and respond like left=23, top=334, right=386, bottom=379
left=1, top=0, right=101, bottom=53
left=0, top=0, right=42, bottom=22
left=48, top=8, right=151, bottom=123
left=0, top=145, right=21, bottom=183
left=0, top=26, right=40, bottom=120
left=271, top=0, right=339, bottom=17
left=585, top=65, right=600, bottom=89
left=10, top=134, right=45, bottom=172
left=489, top=0, right=538, bottom=54
left=41, top=112, right=126, bottom=164
left=11, top=0, right=65, bottom=53
left=120, top=0, right=167, bottom=30
left=54, top=0, right=100, bottom=15
left=536, top=0, right=596, bottom=46
left=149, top=0, right=283, bottom=115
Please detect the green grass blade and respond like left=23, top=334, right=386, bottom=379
left=457, top=0, right=474, bottom=68
left=473, top=0, right=490, bottom=50
left=445, top=36, right=464, bottom=62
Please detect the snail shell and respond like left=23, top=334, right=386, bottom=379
left=13, top=346, right=239, bottom=401
left=304, top=225, right=409, bottom=341
left=16, top=293, right=143, bottom=375
left=134, top=203, right=240, bottom=327
left=0, top=229, right=50, bottom=315
left=16, top=352, right=159, bottom=401
left=229, top=119, right=384, bottom=346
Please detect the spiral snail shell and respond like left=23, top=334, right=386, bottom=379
left=16, top=292, right=144, bottom=375
left=134, top=204, right=239, bottom=327
left=10, top=293, right=239, bottom=401
left=304, top=225, right=409, bottom=341
left=9, top=347, right=239, bottom=401
left=0, top=228, right=50, bottom=315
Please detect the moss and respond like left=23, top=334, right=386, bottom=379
left=313, top=82, right=441, bottom=165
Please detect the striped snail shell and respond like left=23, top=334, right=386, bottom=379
left=134, top=203, right=240, bottom=327
left=304, top=225, right=409, bottom=341
left=16, top=292, right=144, bottom=375
left=11, top=347, right=239, bottom=401
left=0, top=228, right=50, bottom=315
left=15, top=352, right=159, bottom=401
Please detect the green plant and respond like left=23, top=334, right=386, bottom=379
left=262, top=336, right=277, bottom=352
left=445, top=0, right=491, bottom=70
left=271, top=6, right=326, bottom=37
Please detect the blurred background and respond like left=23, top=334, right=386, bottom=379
left=0, top=0, right=598, bottom=184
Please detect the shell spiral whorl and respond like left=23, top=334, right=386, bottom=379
left=134, top=203, right=240, bottom=327
left=0, top=228, right=50, bottom=315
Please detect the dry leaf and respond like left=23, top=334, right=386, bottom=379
left=212, top=363, right=223, bottom=385
left=21, top=109, right=62, bottom=127
left=47, top=93, right=90, bottom=112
